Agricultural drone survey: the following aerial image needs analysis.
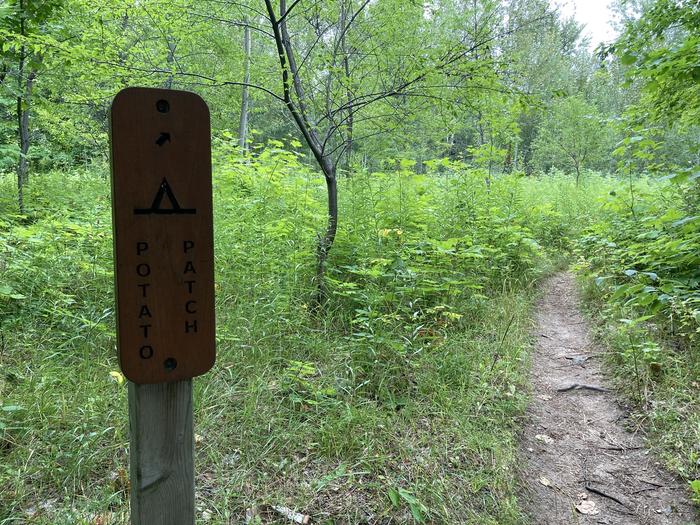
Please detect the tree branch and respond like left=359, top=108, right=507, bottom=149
left=90, top=60, right=286, bottom=102
left=264, top=0, right=328, bottom=171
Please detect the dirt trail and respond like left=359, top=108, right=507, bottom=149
left=519, top=273, right=697, bottom=525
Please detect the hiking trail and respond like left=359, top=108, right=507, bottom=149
left=519, top=272, right=697, bottom=524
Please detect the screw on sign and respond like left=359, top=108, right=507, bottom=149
left=110, top=87, right=216, bottom=384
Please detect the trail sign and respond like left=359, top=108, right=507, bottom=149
left=110, top=87, right=215, bottom=384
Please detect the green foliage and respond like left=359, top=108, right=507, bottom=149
left=0, top=141, right=601, bottom=523
left=1, top=0, right=700, bottom=520
left=387, top=487, right=428, bottom=523
left=532, top=96, right=614, bottom=181
left=690, top=479, right=700, bottom=505
left=575, top=176, right=700, bottom=342
left=611, top=0, right=700, bottom=128
left=575, top=172, right=700, bottom=482
left=604, top=0, right=700, bottom=178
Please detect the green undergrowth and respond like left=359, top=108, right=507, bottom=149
left=574, top=174, right=700, bottom=494
left=1, top=142, right=606, bottom=524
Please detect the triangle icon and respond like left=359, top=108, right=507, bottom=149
left=134, top=178, right=196, bottom=215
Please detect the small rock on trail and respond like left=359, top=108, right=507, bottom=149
left=518, top=273, right=697, bottom=524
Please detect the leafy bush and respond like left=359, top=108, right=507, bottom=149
left=0, top=142, right=606, bottom=523
left=574, top=174, right=700, bottom=481
left=576, top=176, right=700, bottom=343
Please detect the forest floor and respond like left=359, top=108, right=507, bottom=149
left=518, top=273, right=697, bottom=525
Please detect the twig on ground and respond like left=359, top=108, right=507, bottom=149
left=558, top=354, right=599, bottom=363
left=631, top=486, right=661, bottom=495
left=638, top=479, right=664, bottom=487
left=585, top=484, right=631, bottom=510
left=557, top=384, right=609, bottom=393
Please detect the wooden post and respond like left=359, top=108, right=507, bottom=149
left=110, top=87, right=216, bottom=525
left=129, top=381, right=194, bottom=525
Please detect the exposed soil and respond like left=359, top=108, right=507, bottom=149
left=518, top=273, right=698, bottom=525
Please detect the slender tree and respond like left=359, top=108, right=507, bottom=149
left=532, top=96, right=610, bottom=184
left=238, top=18, right=252, bottom=151
left=1, top=0, right=61, bottom=213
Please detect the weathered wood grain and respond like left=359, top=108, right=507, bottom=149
left=128, top=380, right=194, bottom=525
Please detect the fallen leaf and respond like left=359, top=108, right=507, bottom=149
left=576, top=500, right=599, bottom=515
left=539, top=476, right=552, bottom=487
left=91, top=513, right=113, bottom=525
left=535, top=434, right=554, bottom=445
left=109, top=467, right=130, bottom=493
left=109, top=371, right=125, bottom=386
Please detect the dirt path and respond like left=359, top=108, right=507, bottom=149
left=518, top=273, right=697, bottom=525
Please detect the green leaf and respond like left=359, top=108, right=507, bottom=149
left=671, top=216, right=699, bottom=228
left=0, top=284, right=25, bottom=300
left=620, top=53, right=637, bottom=66
left=689, top=480, right=700, bottom=504
left=388, top=488, right=400, bottom=506
left=409, top=502, right=425, bottom=523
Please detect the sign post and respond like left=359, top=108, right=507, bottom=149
left=110, top=87, right=216, bottom=525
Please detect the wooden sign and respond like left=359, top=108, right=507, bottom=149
left=110, top=87, right=215, bottom=384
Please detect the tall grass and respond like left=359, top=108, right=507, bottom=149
left=574, top=174, right=700, bottom=487
left=1, top=143, right=607, bottom=524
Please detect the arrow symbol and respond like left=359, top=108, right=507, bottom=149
left=155, top=132, right=171, bottom=146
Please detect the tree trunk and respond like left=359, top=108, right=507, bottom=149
left=16, top=0, right=29, bottom=214
left=17, top=73, right=34, bottom=188
left=16, top=89, right=26, bottom=214
left=342, top=55, right=353, bottom=173
left=238, top=21, right=252, bottom=151
left=164, top=36, right=176, bottom=89
left=504, top=143, right=513, bottom=172
left=315, top=164, right=338, bottom=305
left=475, top=111, right=490, bottom=189
left=264, top=0, right=339, bottom=306
left=340, top=0, right=353, bottom=173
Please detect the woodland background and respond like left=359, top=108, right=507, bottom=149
left=0, top=0, right=699, bottom=523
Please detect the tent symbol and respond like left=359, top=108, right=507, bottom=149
left=134, top=178, right=196, bottom=215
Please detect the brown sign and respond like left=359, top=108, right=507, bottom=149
left=110, top=87, right=215, bottom=384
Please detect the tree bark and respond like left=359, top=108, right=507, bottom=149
left=16, top=0, right=28, bottom=214
left=340, top=0, right=353, bottom=174
left=238, top=21, right=252, bottom=151
left=164, top=36, right=176, bottom=89
left=264, top=0, right=339, bottom=306
left=16, top=96, right=26, bottom=214
left=315, top=169, right=338, bottom=304
left=17, top=72, right=35, bottom=181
